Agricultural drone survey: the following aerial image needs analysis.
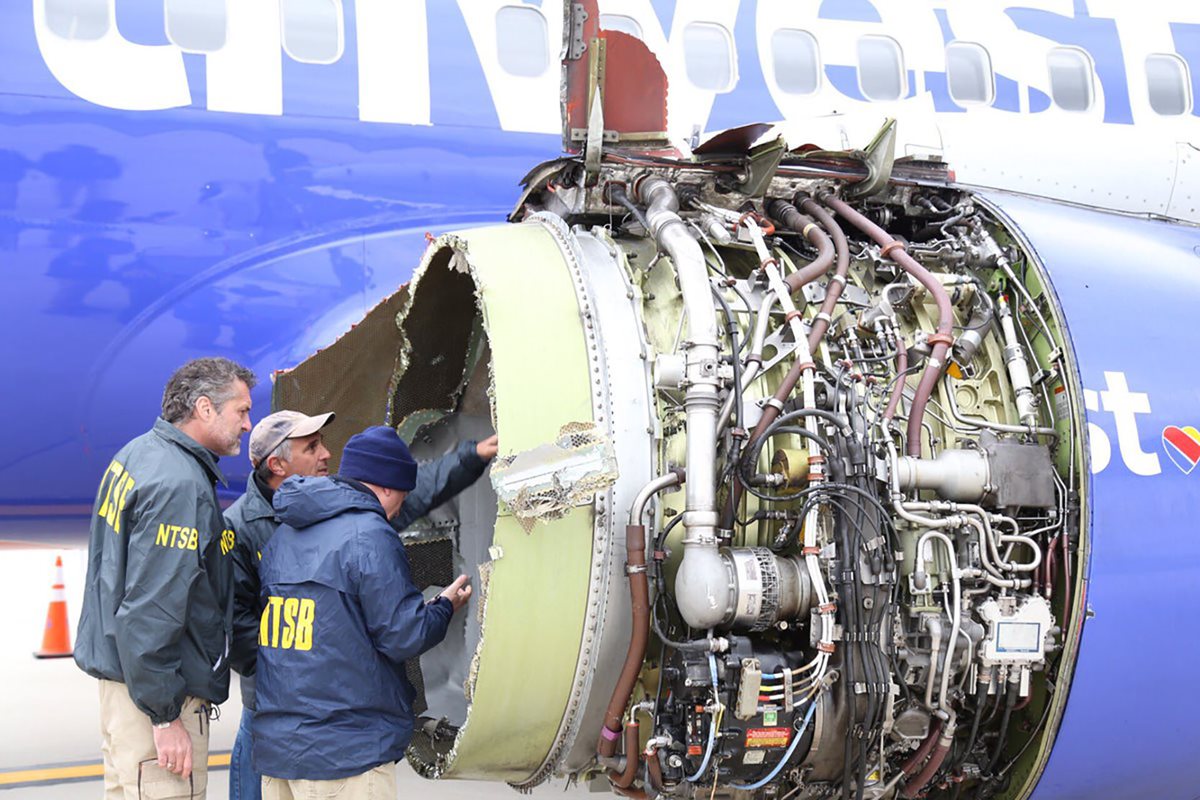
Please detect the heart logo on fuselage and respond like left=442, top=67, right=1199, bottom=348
left=1162, top=426, right=1200, bottom=474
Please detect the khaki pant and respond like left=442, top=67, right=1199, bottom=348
left=262, top=762, right=397, bottom=800
left=99, top=679, right=211, bottom=800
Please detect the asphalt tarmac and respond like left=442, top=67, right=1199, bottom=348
left=0, top=547, right=594, bottom=798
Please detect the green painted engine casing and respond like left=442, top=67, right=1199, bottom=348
left=389, top=219, right=653, bottom=786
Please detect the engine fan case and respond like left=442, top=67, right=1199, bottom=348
left=393, top=217, right=656, bottom=784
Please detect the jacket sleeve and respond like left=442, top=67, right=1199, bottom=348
left=226, top=512, right=259, bottom=679
left=355, top=528, right=454, bottom=664
left=393, top=440, right=486, bottom=531
left=113, top=479, right=205, bottom=724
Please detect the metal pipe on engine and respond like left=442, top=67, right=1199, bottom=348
left=764, top=198, right=834, bottom=295
left=797, top=195, right=850, bottom=352
left=628, top=471, right=684, bottom=527
left=632, top=176, right=727, bottom=630
left=885, top=330, right=909, bottom=425
left=598, top=470, right=687, bottom=761
left=742, top=204, right=826, bottom=449
left=943, top=374, right=1057, bottom=438
left=923, top=615, right=943, bottom=709
left=822, top=193, right=956, bottom=458
left=715, top=288, right=775, bottom=435
left=739, top=219, right=836, bottom=661
left=917, top=529, right=963, bottom=715
left=997, top=295, right=1040, bottom=428
left=892, top=448, right=990, bottom=503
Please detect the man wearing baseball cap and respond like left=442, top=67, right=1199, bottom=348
left=252, top=426, right=481, bottom=799
left=225, top=410, right=335, bottom=800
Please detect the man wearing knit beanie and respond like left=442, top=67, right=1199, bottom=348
left=251, top=425, right=496, bottom=799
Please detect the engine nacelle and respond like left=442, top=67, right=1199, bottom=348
left=277, top=151, right=1200, bottom=799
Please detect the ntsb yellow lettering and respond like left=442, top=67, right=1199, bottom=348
left=154, top=523, right=198, bottom=551
left=259, top=595, right=315, bottom=651
left=220, top=528, right=236, bottom=556
left=96, top=460, right=135, bottom=535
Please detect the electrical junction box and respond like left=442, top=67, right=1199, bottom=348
left=978, top=595, right=1054, bottom=667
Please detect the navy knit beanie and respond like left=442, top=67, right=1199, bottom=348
left=338, top=426, right=418, bottom=491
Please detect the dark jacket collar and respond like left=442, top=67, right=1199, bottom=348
left=152, top=417, right=227, bottom=486
left=241, top=472, right=277, bottom=521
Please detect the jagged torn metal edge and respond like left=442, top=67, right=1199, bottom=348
left=390, top=235, right=496, bottom=436
left=398, top=234, right=496, bottom=781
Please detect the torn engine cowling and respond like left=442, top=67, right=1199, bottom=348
left=297, top=154, right=1084, bottom=800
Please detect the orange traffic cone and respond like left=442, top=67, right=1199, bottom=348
left=34, top=555, right=73, bottom=659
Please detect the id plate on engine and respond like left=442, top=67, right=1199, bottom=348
left=745, top=727, right=791, bottom=748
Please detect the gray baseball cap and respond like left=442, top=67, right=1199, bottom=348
left=249, top=410, right=336, bottom=467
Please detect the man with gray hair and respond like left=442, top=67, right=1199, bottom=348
left=76, top=356, right=256, bottom=800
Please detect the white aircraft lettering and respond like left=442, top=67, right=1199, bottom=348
left=206, top=0, right=282, bottom=116
left=1097, top=370, right=1161, bottom=476
left=30, top=0, right=1200, bottom=132
left=356, top=0, right=431, bottom=126
left=1086, top=371, right=1170, bottom=477
left=33, top=0, right=191, bottom=111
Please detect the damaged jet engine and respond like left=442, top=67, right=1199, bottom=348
left=278, top=144, right=1087, bottom=800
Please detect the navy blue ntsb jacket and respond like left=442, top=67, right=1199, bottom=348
left=252, top=476, right=454, bottom=780
left=229, top=440, right=485, bottom=710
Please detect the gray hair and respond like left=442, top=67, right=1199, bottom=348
left=161, top=358, right=257, bottom=424
left=272, top=437, right=294, bottom=463
left=254, top=437, right=293, bottom=481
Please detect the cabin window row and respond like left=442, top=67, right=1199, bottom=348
left=597, top=16, right=1196, bottom=119
left=45, top=0, right=344, bottom=64
left=43, top=2, right=1195, bottom=118
left=761, top=30, right=1194, bottom=118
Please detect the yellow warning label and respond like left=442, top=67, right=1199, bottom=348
left=745, top=727, right=791, bottom=749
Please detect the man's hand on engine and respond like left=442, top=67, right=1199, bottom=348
left=476, top=435, right=499, bottom=461
left=440, top=574, right=472, bottom=612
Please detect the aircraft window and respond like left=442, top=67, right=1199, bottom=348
left=946, top=41, right=994, bottom=105
left=600, top=14, right=642, bottom=40
left=857, top=35, right=905, bottom=101
left=46, top=0, right=109, bottom=41
left=1047, top=47, right=1094, bottom=112
left=495, top=6, right=550, bottom=77
left=1146, top=53, right=1192, bottom=116
left=683, top=22, right=736, bottom=93
left=771, top=29, right=821, bottom=96
left=164, top=0, right=227, bottom=53
left=281, top=0, right=344, bottom=65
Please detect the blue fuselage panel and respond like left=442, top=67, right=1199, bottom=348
left=985, top=191, right=1200, bottom=800
left=0, top=0, right=559, bottom=524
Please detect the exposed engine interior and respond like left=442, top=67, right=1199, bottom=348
left=283, top=138, right=1086, bottom=799
left=509, top=153, right=1084, bottom=800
